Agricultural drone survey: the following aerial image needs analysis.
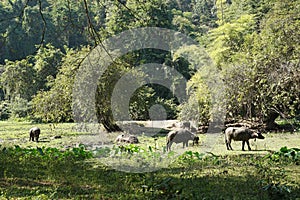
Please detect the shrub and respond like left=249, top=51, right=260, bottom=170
left=8, top=97, right=32, bottom=119
left=0, top=100, right=10, bottom=120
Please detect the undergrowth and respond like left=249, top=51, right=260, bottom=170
left=0, top=145, right=299, bottom=199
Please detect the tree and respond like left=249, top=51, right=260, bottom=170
left=31, top=47, right=90, bottom=122
left=93, top=0, right=177, bottom=132
left=178, top=70, right=211, bottom=125
left=249, top=0, right=300, bottom=129
left=212, top=0, right=300, bottom=129
left=47, top=0, right=90, bottom=47
left=192, top=0, right=218, bottom=31
left=33, top=43, right=63, bottom=91
left=0, top=58, right=36, bottom=101
left=208, top=14, right=256, bottom=68
left=0, top=0, right=97, bottom=64
left=0, top=58, right=37, bottom=119
left=0, top=0, right=40, bottom=62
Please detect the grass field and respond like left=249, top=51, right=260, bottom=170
left=0, top=120, right=299, bottom=199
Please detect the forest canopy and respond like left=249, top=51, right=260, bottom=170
left=0, top=0, right=299, bottom=131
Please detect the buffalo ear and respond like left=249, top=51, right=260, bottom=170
left=251, top=132, right=258, bottom=138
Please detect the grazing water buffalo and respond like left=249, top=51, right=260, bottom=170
left=181, top=121, right=191, bottom=129
left=29, top=127, right=41, bottom=142
left=115, top=134, right=139, bottom=144
left=166, top=129, right=199, bottom=151
left=225, top=127, right=265, bottom=151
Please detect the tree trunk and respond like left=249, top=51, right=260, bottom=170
left=100, top=115, right=122, bottom=132
left=264, top=111, right=279, bottom=130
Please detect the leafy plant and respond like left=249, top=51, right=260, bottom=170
left=0, top=145, right=92, bottom=161
left=177, top=151, right=205, bottom=163
left=255, top=146, right=300, bottom=199
left=269, top=146, right=300, bottom=163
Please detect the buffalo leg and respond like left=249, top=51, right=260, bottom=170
left=242, top=141, right=245, bottom=151
left=246, top=141, right=251, bottom=151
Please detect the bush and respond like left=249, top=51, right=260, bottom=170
left=269, top=146, right=300, bottom=163
left=0, top=100, right=10, bottom=120
left=178, top=93, right=210, bottom=125
left=8, top=97, right=32, bottom=119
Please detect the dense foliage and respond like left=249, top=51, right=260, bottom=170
left=0, top=0, right=299, bottom=131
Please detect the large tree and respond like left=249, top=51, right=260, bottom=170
left=179, top=0, right=300, bottom=130
left=31, top=47, right=90, bottom=123
left=93, top=0, right=177, bottom=132
left=208, top=0, right=300, bottom=129
left=250, top=0, right=300, bottom=129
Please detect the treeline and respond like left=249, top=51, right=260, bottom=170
left=0, top=0, right=299, bottom=131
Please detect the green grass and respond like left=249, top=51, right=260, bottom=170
left=0, top=121, right=299, bottom=199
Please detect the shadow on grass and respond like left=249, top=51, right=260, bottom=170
left=0, top=158, right=299, bottom=200
left=36, top=140, right=51, bottom=143
left=228, top=149, right=269, bottom=152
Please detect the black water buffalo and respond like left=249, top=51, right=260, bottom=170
left=225, top=127, right=265, bottom=151
left=29, top=127, right=41, bottom=142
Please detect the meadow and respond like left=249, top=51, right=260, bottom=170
left=0, top=121, right=299, bottom=199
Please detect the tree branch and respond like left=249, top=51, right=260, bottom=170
left=36, top=0, right=46, bottom=49
left=82, top=0, right=115, bottom=62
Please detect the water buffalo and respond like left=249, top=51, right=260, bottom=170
left=225, top=127, right=265, bottom=151
left=29, top=127, right=41, bottom=142
left=115, top=134, right=139, bottom=144
left=166, top=129, right=199, bottom=151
